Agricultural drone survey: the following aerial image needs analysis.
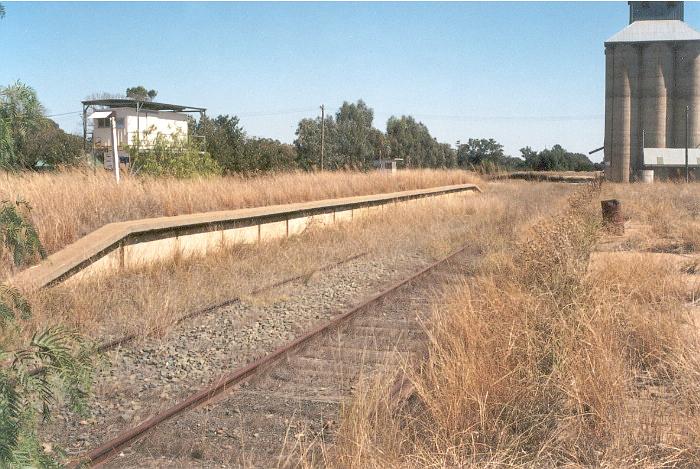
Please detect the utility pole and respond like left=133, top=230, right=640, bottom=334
left=110, top=114, right=121, bottom=184
left=686, top=105, right=690, bottom=183
left=320, top=104, right=325, bottom=171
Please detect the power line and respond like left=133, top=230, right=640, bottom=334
left=45, top=111, right=82, bottom=118
left=236, top=108, right=316, bottom=118
left=373, top=112, right=603, bottom=122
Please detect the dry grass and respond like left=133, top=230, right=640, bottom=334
left=17, top=181, right=569, bottom=351
left=604, top=182, right=700, bottom=252
left=0, top=169, right=480, bottom=280
left=325, top=182, right=700, bottom=468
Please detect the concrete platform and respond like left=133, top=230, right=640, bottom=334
left=11, top=184, right=480, bottom=291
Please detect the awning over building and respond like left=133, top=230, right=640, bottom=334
left=644, top=147, right=700, bottom=166
left=87, top=110, right=114, bottom=120
left=81, top=99, right=206, bottom=113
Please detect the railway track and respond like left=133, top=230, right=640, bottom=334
left=76, top=244, right=477, bottom=468
left=30, top=252, right=368, bottom=380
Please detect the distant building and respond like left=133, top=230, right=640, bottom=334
left=372, top=158, right=403, bottom=174
left=604, top=1, right=700, bottom=181
left=81, top=99, right=206, bottom=168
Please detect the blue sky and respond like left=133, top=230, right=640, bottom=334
left=3, top=1, right=698, bottom=160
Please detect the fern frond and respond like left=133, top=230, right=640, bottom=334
left=0, top=284, right=32, bottom=329
left=0, top=295, right=95, bottom=466
left=0, top=199, right=45, bottom=267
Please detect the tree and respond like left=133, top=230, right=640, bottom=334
left=442, top=143, right=458, bottom=168
left=387, top=116, right=458, bottom=169
left=242, top=138, right=296, bottom=172
left=125, top=86, right=158, bottom=101
left=294, top=115, right=338, bottom=170
left=519, top=146, right=539, bottom=168
left=457, top=138, right=506, bottom=167
left=296, top=101, right=460, bottom=171
left=191, top=115, right=247, bottom=172
left=18, top=118, right=83, bottom=168
left=369, top=128, right=390, bottom=162
left=1, top=82, right=83, bottom=170
left=386, top=116, right=433, bottom=168
left=334, top=100, right=375, bottom=169
left=519, top=145, right=596, bottom=172
left=0, top=82, right=45, bottom=168
left=84, top=91, right=126, bottom=101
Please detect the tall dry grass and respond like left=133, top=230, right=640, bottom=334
left=327, top=182, right=700, bottom=468
left=604, top=181, right=700, bottom=252
left=0, top=169, right=479, bottom=280
left=20, top=182, right=569, bottom=349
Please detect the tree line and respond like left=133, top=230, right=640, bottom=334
left=200, top=99, right=599, bottom=174
left=0, top=82, right=599, bottom=175
left=0, top=82, right=83, bottom=170
left=457, top=138, right=602, bottom=173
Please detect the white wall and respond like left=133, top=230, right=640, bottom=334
left=93, top=108, right=189, bottom=151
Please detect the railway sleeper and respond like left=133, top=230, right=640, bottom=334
left=286, top=356, right=376, bottom=375
left=297, top=345, right=417, bottom=363
left=317, top=335, right=423, bottom=352
left=350, top=316, right=424, bottom=330
left=262, top=366, right=361, bottom=389
left=341, top=325, right=425, bottom=341
left=128, top=396, right=337, bottom=467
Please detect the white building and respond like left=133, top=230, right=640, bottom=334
left=81, top=99, right=206, bottom=168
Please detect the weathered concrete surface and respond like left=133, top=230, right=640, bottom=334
left=334, top=209, right=353, bottom=223
left=222, top=226, right=259, bottom=247
left=259, top=220, right=288, bottom=242
left=124, top=237, right=179, bottom=269
left=11, top=184, right=480, bottom=291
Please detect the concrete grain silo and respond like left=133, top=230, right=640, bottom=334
left=604, top=1, right=700, bottom=181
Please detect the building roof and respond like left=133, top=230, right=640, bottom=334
left=606, top=19, right=700, bottom=43
left=81, top=99, right=206, bottom=113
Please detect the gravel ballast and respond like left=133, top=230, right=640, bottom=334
left=40, top=250, right=433, bottom=457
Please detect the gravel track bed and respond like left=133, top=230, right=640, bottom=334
left=107, top=249, right=476, bottom=468
left=40, top=250, right=432, bottom=457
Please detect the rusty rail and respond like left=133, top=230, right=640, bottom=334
left=76, top=245, right=471, bottom=467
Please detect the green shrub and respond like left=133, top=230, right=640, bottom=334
left=129, top=134, right=221, bottom=178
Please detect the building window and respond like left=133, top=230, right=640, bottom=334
left=96, top=117, right=125, bottom=129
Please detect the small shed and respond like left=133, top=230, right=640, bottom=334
left=373, top=158, right=404, bottom=174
